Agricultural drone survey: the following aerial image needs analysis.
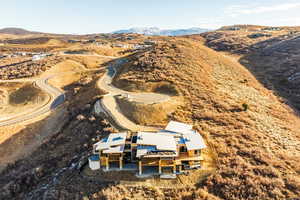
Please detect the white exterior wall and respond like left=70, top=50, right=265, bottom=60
left=89, top=158, right=100, bottom=170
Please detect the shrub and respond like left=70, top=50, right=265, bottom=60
left=242, top=103, right=249, bottom=111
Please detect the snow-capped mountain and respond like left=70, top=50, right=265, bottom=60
left=112, top=27, right=210, bottom=36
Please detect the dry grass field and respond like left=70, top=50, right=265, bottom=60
left=116, top=95, right=183, bottom=126
left=0, top=82, right=49, bottom=118
left=1, top=30, right=300, bottom=199
left=199, top=25, right=300, bottom=120
left=60, top=44, right=125, bottom=57
left=199, top=25, right=300, bottom=54
left=66, top=55, right=113, bottom=69
left=111, top=38, right=300, bottom=199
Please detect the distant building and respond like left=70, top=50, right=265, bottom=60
left=68, top=39, right=80, bottom=43
left=86, top=39, right=96, bottom=43
left=133, top=44, right=152, bottom=50
left=248, top=33, right=272, bottom=39
left=89, top=121, right=207, bottom=177
left=32, top=54, right=47, bottom=61
left=14, top=52, right=27, bottom=56
left=144, top=40, right=157, bottom=45
left=111, top=43, right=132, bottom=48
left=227, top=27, right=241, bottom=31
left=263, top=27, right=282, bottom=31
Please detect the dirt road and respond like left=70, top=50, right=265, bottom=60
left=97, top=59, right=170, bottom=131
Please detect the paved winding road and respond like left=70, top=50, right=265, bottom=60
left=0, top=52, right=112, bottom=127
left=0, top=53, right=170, bottom=130
left=0, top=77, right=65, bottom=127
left=97, top=59, right=170, bottom=132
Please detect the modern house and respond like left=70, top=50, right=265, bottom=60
left=32, top=54, right=47, bottom=61
left=262, top=27, right=282, bottom=31
left=89, top=121, right=206, bottom=176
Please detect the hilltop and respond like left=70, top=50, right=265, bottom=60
left=200, top=25, right=300, bottom=54
left=199, top=25, right=300, bottom=112
left=0, top=27, right=40, bottom=35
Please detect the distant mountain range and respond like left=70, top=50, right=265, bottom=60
left=112, top=27, right=211, bottom=36
left=0, top=27, right=211, bottom=36
left=0, top=27, right=40, bottom=35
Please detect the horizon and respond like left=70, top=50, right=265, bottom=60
left=1, top=0, right=300, bottom=34
left=0, top=26, right=213, bottom=35
left=2, top=24, right=300, bottom=35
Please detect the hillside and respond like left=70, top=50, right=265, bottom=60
left=200, top=25, right=300, bottom=54
left=0, top=31, right=300, bottom=200
left=242, top=35, right=300, bottom=111
left=111, top=38, right=300, bottom=199
left=199, top=25, right=300, bottom=112
left=0, top=27, right=39, bottom=35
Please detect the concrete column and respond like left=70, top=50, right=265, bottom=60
left=173, top=164, right=176, bottom=174
left=99, top=153, right=101, bottom=168
left=119, top=156, right=123, bottom=169
left=106, top=157, right=109, bottom=170
left=158, top=160, right=162, bottom=174
left=179, top=165, right=182, bottom=173
left=138, top=160, right=142, bottom=175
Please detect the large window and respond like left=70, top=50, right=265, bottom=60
left=180, top=146, right=187, bottom=152
left=194, top=150, right=201, bottom=155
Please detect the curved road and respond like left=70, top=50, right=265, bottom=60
left=0, top=53, right=113, bottom=127
left=0, top=77, right=65, bottom=126
left=0, top=53, right=170, bottom=130
left=97, top=59, right=170, bottom=132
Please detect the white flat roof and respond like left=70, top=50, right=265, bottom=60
left=184, top=130, right=206, bottom=150
left=157, top=130, right=182, bottom=137
left=136, top=149, right=148, bottom=158
left=137, top=132, right=177, bottom=151
left=95, top=132, right=127, bottom=151
left=165, top=121, right=193, bottom=134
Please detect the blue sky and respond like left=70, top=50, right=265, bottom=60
left=1, top=0, right=300, bottom=34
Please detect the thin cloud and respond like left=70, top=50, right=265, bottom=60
left=225, top=2, right=300, bottom=17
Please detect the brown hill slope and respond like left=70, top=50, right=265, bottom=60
left=200, top=26, right=300, bottom=54
left=242, top=35, right=300, bottom=111
left=199, top=26, right=300, bottom=112
left=0, top=27, right=39, bottom=35
left=112, top=38, right=300, bottom=199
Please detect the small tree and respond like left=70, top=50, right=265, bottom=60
left=242, top=103, right=249, bottom=111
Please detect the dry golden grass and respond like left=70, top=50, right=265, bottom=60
left=42, top=59, right=85, bottom=89
left=66, top=55, right=112, bottom=69
left=0, top=82, right=49, bottom=118
left=199, top=26, right=300, bottom=54
left=0, top=33, right=24, bottom=40
left=91, top=45, right=123, bottom=57
left=60, top=44, right=123, bottom=57
left=112, top=38, right=300, bottom=199
left=116, top=96, right=183, bottom=126
left=2, top=39, right=68, bottom=50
